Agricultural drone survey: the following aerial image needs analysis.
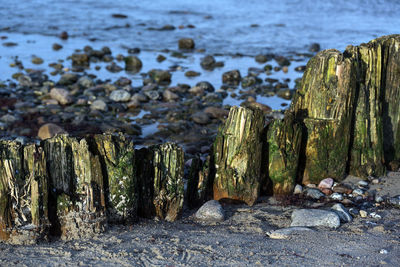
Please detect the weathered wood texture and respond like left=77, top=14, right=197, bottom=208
left=213, top=106, right=264, bottom=205
left=0, top=134, right=185, bottom=242
left=289, top=49, right=357, bottom=183
left=136, top=143, right=185, bottom=222
left=186, top=155, right=214, bottom=208
left=266, top=114, right=302, bottom=194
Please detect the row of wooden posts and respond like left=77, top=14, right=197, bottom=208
left=1, top=35, right=400, bottom=242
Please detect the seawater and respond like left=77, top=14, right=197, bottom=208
left=0, top=0, right=398, bottom=109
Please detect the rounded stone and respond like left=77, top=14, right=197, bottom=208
left=331, top=203, right=352, bottom=223
left=293, top=184, right=303, bottom=194
left=178, top=38, right=195, bottom=49
left=109, top=90, right=131, bottom=102
left=290, top=209, right=341, bottom=228
left=195, top=200, right=225, bottom=222
left=268, top=227, right=313, bottom=239
left=50, top=88, right=73, bottom=105
left=124, top=56, right=142, bottom=72
left=38, top=123, right=67, bottom=140
left=90, top=99, right=108, bottom=111
left=192, top=112, right=210, bottom=125
left=304, top=188, right=325, bottom=199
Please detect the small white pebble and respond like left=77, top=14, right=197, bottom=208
left=358, top=180, right=369, bottom=187
left=380, top=249, right=388, bottom=254
left=359, top=210, right=368, bottom=218
left=370, top=212, right=382, bottom=219
left=330, top=192, right=343, bottom=201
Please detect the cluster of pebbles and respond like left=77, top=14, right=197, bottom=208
left=0, top=37, right=312, bottom=158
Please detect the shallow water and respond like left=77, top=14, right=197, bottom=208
left=0, top=0, right=398, bottom=54
left=0, top=0, right=398, bottom=111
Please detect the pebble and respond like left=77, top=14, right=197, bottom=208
left=359, top=210, right=368, bottom=218
left=200, top=55, right=216, bottom=69
left=352, top=188, right=364, bottom=196
left=387, top=195, right=400, bottom=207
left=124, top=56, right=142, bottom=72
left=331, top=203, right=352, bottom=223
left=369, top=212, right=381, bottom=219
left=185, top=71, right=201, bottom=77
left=291, top=209, right=341, bottom=229
left=109, top=90, right=131, bottom=102
left=90, top=99, right=108, bottom=111
left=379, top=249, right=388, bottom=254
left=293, top=184, right=303, bottom=194
left=267, top=227, right=313, bottom=239
left=195, top=200, right=225, bottom=222
left=318, top=178, right=334, bottom=189
left=38, top=123, right=67, bottom=140
left=178, top=38, right=195, bottom=49
left=203, top=107, right=229, bottom=119
left=58, top=73, right=78, bottom=85
left=222, top=70, right=241, bottom=85
left=304, top=188, right=325, bottom=199
left=163, top=90, right=179, bottom=101
left=31, top=57, right=44, bottom=65
left=330, top=192, right=343, bottom=201
left=192, top=112, right=210, bottom=125
left=0, top=114, right=19, bottom=124
left=332, top=184, right=352, bottom=194
left=50, top=88, right=73, bottom=105
left=357, top=180, right=369, bottom=187
left=375, top=195, right=384, bottom=203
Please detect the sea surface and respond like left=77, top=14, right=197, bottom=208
left=0, top=0, right=399, bottom=108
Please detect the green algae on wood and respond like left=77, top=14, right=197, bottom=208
left=136, top=143, right=185, bottom=221
left=92, top=134, right=136, bottom=222
left=289, top=49, right=356, bottom=184
left=213, top=106, right=264, bottom=206
left=266, top=114, right=302, bottom=195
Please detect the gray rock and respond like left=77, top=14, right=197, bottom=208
left=163, top=90, right=179, bottom=101
left=144, top=90, right=160, bottom=100
left=195, top=81, right=215, bottom=92
left=331, top=203, right=352, bottom=223
left=58, top=73, right=78, bottom=85
left=77, top=76, right=95, bottom=88
left=352, top=188, right=364, bottom=196
left=195, top=200, right=225, bottom=222
left=330, top=192, right=344, bottom=201
left=268, top=227, right=313, bottom=239
left=50, top=88, right=73, bottom=105
left=222, top=70, right=241, bottom=85
left=0, top=114, right=19, bottom=124
left=110, top=90, right=131, bottom=102
left=90, top=99, right=108, bottom=111
left=201, top=55, right=216, bottom=70
left=387, top=195, right=400, bottom=207
left=178, top=38, right=195, bottom=49
left=291, top=209, right=341, bottom=228
left=192, top=112, right=210, bottom=125
left=131, top=93, right=148, bottom=102
left=357, top=180, right=369, bottom=187
left=293, top=184, right=303, bottom=194
left=304, top=188, right=325, bottom=199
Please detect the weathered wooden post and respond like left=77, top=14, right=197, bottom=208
left=91, top=134, right=136, bottom=223
left=213, top=106, right=264, bottom=205
left=266, top=114, right=303, bottom=195
left=136, top=143, right=185, bottom=221
left=289, top=49, right=357, bottom=184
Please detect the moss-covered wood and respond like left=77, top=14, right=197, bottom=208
left=136, top=143, right=184, bottom=221
left=0, top=140, right=49, bottom=242
left=213, top=106, right=264, bottom=206
left=289, top=49, right=356, bottom=183
left=266, top=114, right=302, bottom=194
left=92, top=134, right=136, bottom=223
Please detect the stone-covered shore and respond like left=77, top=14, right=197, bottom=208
left=1, top=35, right=400, bottom=246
